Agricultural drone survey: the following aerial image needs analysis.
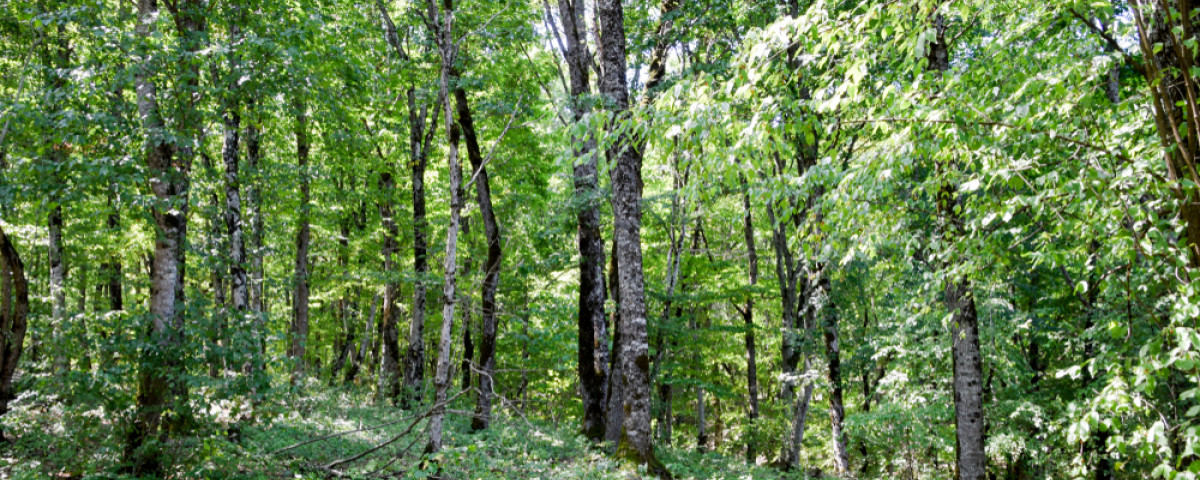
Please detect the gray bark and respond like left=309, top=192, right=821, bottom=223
left=597, top=0, right=668, bottom=475
left=426, top=0, right=463, bottom=454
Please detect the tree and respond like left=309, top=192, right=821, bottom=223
left=597, top=0, right=669, bottom=475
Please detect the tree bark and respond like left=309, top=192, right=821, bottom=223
left=372, top=0, right=441, bottom=406
left=125, top=0, right=203, bottom=473
left=816, top=271, right=850, bottom=474
left=345, top=293, right=378, bottom=384
left=739, top=173, right=760, bottom=463
left=244, top=99, right=265, bottom=317
left=597, top=0, right=668, bottom=475
left=0, top=227, right=30, bottom=441
left=926, top=15, right=986, bottom=480
left=552, top=0, right=611, bottom=442
left=604, top=239, right=624, bottom=445
left=39, top=23, right=70, bottom=374
left=290, top=98, right=311, bottom=382
left=377, top=171, right=403, bottom=402
left=453, top=85, right=504, bottom=432
left=426, top=0, right=464, bottom=455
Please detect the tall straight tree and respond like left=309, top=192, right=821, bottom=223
left=425, top=0, right=463, bottom=455
left=374, top=0, right=440, bottom=407
left=290, top=96, right=311, bottom=381
left=375, top=168, right=403, bottom=401
left=596, top=0, right=669, bottom=475
left=125, top=0, right=206, bottom=473
left=550, top=0, right=610, bottom=442
left=737, top=172, right=760, bottom=462
left=926, top=14, right=986, bottom=480
left=38, top=21, right=69, bottom=372
left=221, top=3, right=248, bottom=316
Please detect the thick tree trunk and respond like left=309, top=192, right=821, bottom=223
left=453, top=85, right=504, bottom=432
left=125, top=0, right=202, bottom=473
left=460, top=218, right=474, bottom=392
left=0, top=227, right=30, bottom=441
left=290, top=99, right=311, bottom=382
left=597, top=1, right=668, bottom=475
left=604, top=240, right=625, bottom=445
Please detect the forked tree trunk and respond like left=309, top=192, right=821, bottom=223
left=597, top=0, right=668, bottom=475
left=125, top=0, right=202, bottom=473
left=377, top=171, right=403, bottom=402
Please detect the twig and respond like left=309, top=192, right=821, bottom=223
left=465, top=98, right=524, bottom=190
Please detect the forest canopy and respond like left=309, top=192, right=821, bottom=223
left=0, top=0, right=1196, bottom=479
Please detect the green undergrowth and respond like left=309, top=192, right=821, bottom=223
left=1, top=382, right=816, bottom=480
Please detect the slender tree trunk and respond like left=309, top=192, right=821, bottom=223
left=925, top=16, right=986, bottom=480
left=0, top=227, right=30, bottom=440
left=345, top=293, right=377, bottom=384
left=453, top=85, right=504, bottom=432
left=551, top=0, right=611, bottom=442
left=403, top=89, right=435, bottom=406
left=597, top=1, right=668, bottom=475
left=460, top=218, right=474, bottom=392
left=48, top=201, right=65, bottom=372
left=244, top=99, right=265, bottom=317
left=739, top=174, right=760, bottom=463
left=427, top=0, right=463, bottom=454
left=377, top=171, right=403, bottom=402
left=39, top=24, right=70, bottom=374
left=290, top=98, right=311, bottom=382
left=815, top=271, right=849, bottom=474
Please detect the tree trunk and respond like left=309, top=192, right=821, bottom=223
left=816, top=272, right=850, bottom=474
left=604, top=239, right=624, bottom=445
left=597, top=1, right=668, bottom=475
left=0, top=227, right=30, bottom=441
left=345, top=293, right=378, bottom=384
left=403, top=88, right=435, bottom=406
left=39, top=23, right=70, bottom=374
left=552, top=0, right=611, bottom=442
left=453, top=85, right=504, bottom=432
left=290, top=98, right=311, bottom=382
left=244, top=99, right=265, bottom=317
left=739, top=174, right=760, bottom=463
left=427, top=0, right=463, bottom=454
left=125, top=0, right=202, bottom=472
left=925, top=15, right=987, bottom=480
left=460, top=217, right=474, bottom=392
left=377, top=171, right=403, bottom=402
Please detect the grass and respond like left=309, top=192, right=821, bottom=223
left=1, top=379, right=807, bottom=480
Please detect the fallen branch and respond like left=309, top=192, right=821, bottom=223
left=321, top=387, right=473, bottom=470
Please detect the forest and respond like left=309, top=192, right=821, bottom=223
left=0, top=0, right=1196, bottom=478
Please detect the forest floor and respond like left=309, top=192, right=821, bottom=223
left=0, top=380, right=803, bottom=480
